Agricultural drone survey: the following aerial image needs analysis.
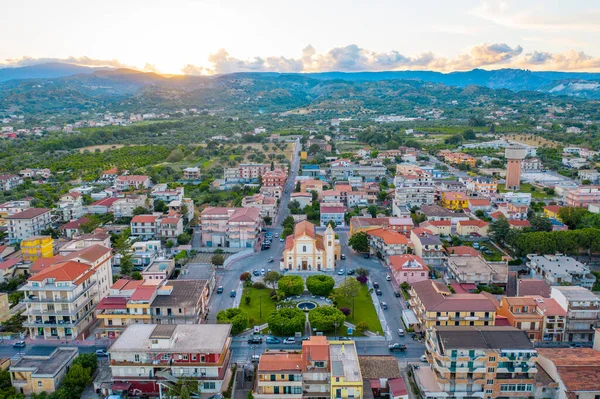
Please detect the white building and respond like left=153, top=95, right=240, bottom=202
left=7, top=208, right=53, bottom=243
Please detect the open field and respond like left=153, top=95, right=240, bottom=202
left=335, top=284, right=383, bottom=334
left=508, top=134, right=561, bottom=148
left=78, top=144, right=127, bottom=153
left=240, top=287, right=277, bottom=326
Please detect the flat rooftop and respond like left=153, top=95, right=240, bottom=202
left=552, top=286, right=600, bottom=302
left=435, top=326, right=533, bottom=353
left=330, top=341, right=362, bottom=382
left=528, top=255, right=589, bottom=274
left=10, top=347, right=78, bottom=377
left=151, top=280, right=206, bottom=308
left=447, top=255, right=508, bottom=281
left=109, top=324, right=231, bottom=353
left=144, top=258, right=173, bottom=273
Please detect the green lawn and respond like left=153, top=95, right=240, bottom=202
left=498, top=183, right=552, bottom=199
left=239, top=287, right=277, bottom=326
left=335, top=285, right=383, bottom=334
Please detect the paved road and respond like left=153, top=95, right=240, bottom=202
left=428, top=155, right=468, bottom=179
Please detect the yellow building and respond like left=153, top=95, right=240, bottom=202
left=441, top=192, right=469, bottom=210
left=408, top=280, right=496, bottom=331
left=330, top=341, right=363, bottom=399
left=0, top=293, right=10, bottom=323
left=543, top=205, right=562, bottom=221
left=300, top=151, right=308, bottom=160
left=10, top=347, right=78, bottom=395
left=20, top=236, right=53, bottom=262
left=281, top=221, right=339, bottom=272
left=254, top=352, right=303, bottom=399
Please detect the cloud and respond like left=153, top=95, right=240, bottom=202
left=142, top=63, right=160, bottom=73
left=521, top=50, right=600, bottom=70
left=471, top=0, right=600, bottom=32
left=0, top=56, right=131, bottom=69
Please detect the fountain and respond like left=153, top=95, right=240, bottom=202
left=297, top=301, right=317, bottom=312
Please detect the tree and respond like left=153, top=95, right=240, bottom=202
left=355, top=321, right=369, bottom=333
left=114, top=230, right=132, bottom=276
left=264, top=271, right=282, bottom=289
left=154, top=199, right=167, bottom=213
left=529, top=215, right=553, bottom=232
left=277, top=275, right=304, bottom=297
left=216, top=308, right=249, bottom=334
left=308, top=306, right=346, bottom=333
left=462, top=129, right=476, bottom=140
left=267, top=308, right=305, bottom=336
left=119, top=253, right=133, bottom=276
left=356, top=275, right=368, bottom=284
left=558, top=206, right=590, bottom=229
left=165, top=240, right=175, bottom=249
left=282, top=216, right=295, bottom=229
left=355, top=267, right=369, bottom=277
left=212, top=253, right=225, bottom=266
left=281, top=226, right=293, bottom=238
left=489, top=218, right=510, bottom=245
left=168, top=378, right=199, bottom=399
left=132, top=206, right=148, bottom=216
left=444, top=134, right=463, bottom=145
left=295, top=181, right=301, bottom=192
left=240, top=272, right=252, bottom=282
left=177, top=233, right=191, bottom=245
left=367, top=205, right=377, bottom=218
left=63, top=364, right=93, bottom=393
left=334, top=278, right=361, bottom=317
left=41, top=227, right=60, bottom=239
left=263, top=216, right=272, bottom=226
left=306, top=275, right=335, bottom=296
left=348, top=232, right=369, bottom=253
left=131, top=271, right=143, bottom=280
left=72, top=353, right=98, bottom=374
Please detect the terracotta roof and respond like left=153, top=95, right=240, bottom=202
left=443, top=192, right=467, bottom=201
left=63, top=245, right=111, bottom=263
left=490, top=211, right=505, bottom=220
left=320, top=205, right=345, bottom=213
left=302, top=336, right=329, bottom=363
left=458, top=220, right=488, bottom=227
left=91, top=197, right=119, bottom=207
left=468, top=198, right=491, bottom=206
left=389, top=255, right=428, bottom=271
left=284, top=235, right=294, bottom=251
left=0, top=259, right=19, bottom=271
left=411, top=280, right=496, bottom=312
left=446, top=246, right=479, bottom=257
left=116, top=175, right=149, bottom=182
left=294, top=220, right=316, bottom=239
left=537, top=348, right=600, bottom=392
left=131, top=215, right=159, bottom=223
left=258, top=352, right=303, bottom=372
left=388, top=378, right=408, bottom=397
left=29, top=261, right=91, bottom=282
left=130, top=286, right=157, bottom=301
left=528, top=296, right=567, bottom=316
left=350, top=217, right=389, bottom=228
left=321, top=190, right=341, bottom=197
left=30, top=255, right=64, bottom=274
left=110, top=278, right=145, bottom=291
left=229, top=207, right=261, bottom=223
left=59, top=217, right=90, bottom=231
left=423, top=220, right=451, bottom=227
left=103, top=168, right=118, bottom=175
left=6, top=208, right=49, bottom=219
left=160, top=217, right=181, bottom=225
left=95, top=296, right=127, bottom=310
left=508, top=220, right=531, bottom=227
left=367, top=228, right=409, bottom=245
left=517, top=279, right=551, bottom=298
left=291, top=192, right=311, bottom=197
left=543, top=205, right=562, bottom=214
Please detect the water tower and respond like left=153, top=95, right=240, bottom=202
left=505, top=145, right=527, bottom=190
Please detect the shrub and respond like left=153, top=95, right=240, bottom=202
left=308, top=306, right=346, bottom=333
left=356, top=275, right=368, bottom=284
left=240, top=272, right=252, bottom=282
left=355, top=321, right=369, bottom=333
left=267, top=308, right=305, bottom=336
left=277, top=275, right=304, bottom=297
left=252, top=282, right=266, bottom=290
left=339, top=307, right=351, bottom=316
left=245, top=296, right=251, bottom=305
left=306, top=275, right=335, bottom=296
left=217, top=308, right=250, bottom=334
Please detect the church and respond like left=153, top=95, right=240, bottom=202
left=281, top=220, right=340, bottom=272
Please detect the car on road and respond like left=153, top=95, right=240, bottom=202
left=217, top=286, right=224, bottom=294
left=420, top=355, right=428, bottom=362
left=363, top=253, right=370, bottom=259
left=397, top=329, right=405, bottom=336
left=341, top=254, right=346, bottom=260
left=280, top=238, right=285, bottom=242
left=248, top=336, right=263, bottom=344
left=388, top=343, right=407, bottom=352
left=283, top=337, right=296, bottom=344
left=337, top=269, right=345, bottom=275
left=261, top=268, right=266, bottom=275
left=346, top=269, right=355, bottom=275
left=375, top=289, right=382, bottom=296
left=268, top=257, right=274, bottom=263
left=338, top=337, right=350, bottom=341
left=13, top=341, right=26, bottom=348
left=230, top=290, right=236, bottom=298
left=381, top=301, right=388, bottom=310
left=274, top=233, right=279, bottom=238
left=394, top=291, right=401, bottom=297
left=253, top=269, right=260, bottom=276
left=386, top=275, right=391, bottom=281
left=95, top=349, right=109, bottom=357
left=266, top=336, right=281, bottom=344
left=373, top=282, right=379, bottom=289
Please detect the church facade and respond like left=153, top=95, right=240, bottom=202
left=281, top=221, right=340, bottom=272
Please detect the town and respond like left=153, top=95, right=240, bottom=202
left=0, top=108, right=600, bottom=399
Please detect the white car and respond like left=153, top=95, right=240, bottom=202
left=261, top=268, right=266, bottom=275
left=420, top=355, right=428, bottom=362
left=274, top=233, right=279, bottom=238
left=280, top=238, right=285, bottom=242
left=283, top=337, right=296, bottom=344
left=386, top=274, right=391, bottom=281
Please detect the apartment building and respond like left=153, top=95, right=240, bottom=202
left=366, top=228, right=409, bottom=262
left=158, top=216, right=184, bottom=239
left=151, top=185, right=184, bottom=203
left=565, top=186, right=600, bottom=207
left=461, top=176, right=498, bottom=195
left=527, top=254, right=596, bottom=289
left=392, top=165, right=434, bottom=215
left=551, top=286, right=600, bottom=342
left=130, top=215, right=160, bottom=240
left=496, top=296, right=567, bottom=342
left=199, top=207, right=263, bottom=249
left=290, top=192, right=312, bottom=209
left=329, top=341, right=363, bottom=399
left=108, top=324, right=232, bottom=395
left=20, top=245, right=112, bottom=340
left=242, top=194, right=277, bottom=219
left=7, top=208, right=53, bottom=243
left=467, top=198, right=492, bottom=213
left=87, top=197, right=119, bottom=214
left=410, top=228, right=445, bottom=267
left=330, top=164, right=387, bottom=182
left=320, top=204, right=345, bottom=227
left=408, top=280, right=496, bottom=331
left=439, top=151, right=477, bottom=167
left=0, top=174, right=23, bottom=191
left=114, top=175, right=151, bottom=191
left=113, top=195, right=149, bottom=218
left=9, top=347, right=78, bottom=395
left=254, top=352, right=303, bottom=399
left=420, top=326, right=537, bottom=399
left=151, top=280, right=209, bottom=324
left=262, top=169, right=287, bottom=187
left=301, top=179, right=326, bottom=197
left=55, top=192, right=85, bottom=222
left=389, top=254, right=429, bottom=285
left=302, top=336, right=331, bottom=399
left=183, top=167, right=200, bottom=180
left=456, top=220, right=489, bottom=237
left=225, top=163, right=288, bottom=181
left=21, top=235, right=54, bottom=262
left=142, top=258, right=175, bottom=282
left=441, top=192, right=469, bottom=210
left=419, top=220, right=451, bottom=236
left=0, top=200, right=31, bottom=227
left=445, top=254, right=508, bottom=285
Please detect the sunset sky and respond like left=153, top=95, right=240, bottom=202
left=2, top=0, right=600, bottom=74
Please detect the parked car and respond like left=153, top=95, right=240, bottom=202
left=13, top=341, right=26, bottom=348
left=217, top=286, right=224, bottom=294
left=363, top=253, right=370, bottom=259
left=261, top=268, right=266, bottom=275
left=283, top=337, right=296, bottom=344
left=375, top=289, right=382, bottom=296
left=280, top=238, right=285, bottom=242
left=381, top=301, right=388, bottom=310
left=230, top=290, right=236, bottom=298
left=266, top=336, right=281, bottom=344
left=253, top=269, right=260, bottom=276
left=346, top=269, right=355, bottom=275
left=397, top=329, right=405, bottom=336
left=420, top=355, right=428, bottom=362
left=95, top=349, right=109, bottom=357
left=268, top=257, right=274, bottom=263
left=388, top=343, right=407, bottom=352
left=248, top=336, right=263, bottom=344
left=274, top=233, right=279, bottom=238
left=341, top=254, right=346, bottom=260
left=394, top=291, right=401, bottom=298
left=386, top=275, right=391, bottom=281
left=373, top=282, right=379, bottom=289
left=337, top=269, right=345, bottom=275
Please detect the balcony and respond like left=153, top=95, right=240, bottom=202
left=25, top=296, right=93, bottom=317
left=24, top=281, right=97, bottom=302
left=254, top=394, right=302, bottom=399
left=23, top=307, right=95, bottom=328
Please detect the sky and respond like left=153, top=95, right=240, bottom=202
left=1, top=0, right=600, bottom=75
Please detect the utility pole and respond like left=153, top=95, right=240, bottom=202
left=260, top=294, right=263, bottom=319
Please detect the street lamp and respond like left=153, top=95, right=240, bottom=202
left=333, top=321, right=339, bottom=340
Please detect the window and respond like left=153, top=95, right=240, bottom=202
left=486, top=380, right=493, bottom=385
left=315, top=361, right=324, bottom=368
left=134, top=354, right=140, bottom=362
left=192, top=355, right=197, bottom=361
left=487, top=367, right=495, bottom=373
left=38, top=382, right=43, bottom=387
left=302, top=246, right=307, bottom=252
left=485, top=390, right=493, bottom=394
left=203, top=382, right=216, bottom=390
left=183, top=355, right=188, bottom=360
left=162, top=354, right=170, bottom=360
left=335, top=378, right=340, bottom=383
left=271, top=375, right=276, bottom=381
left=489, top=356, right=495, bottom=362
left=179, top=308, right=183, bottom=314
left=151, top=339, right=158, bottom=344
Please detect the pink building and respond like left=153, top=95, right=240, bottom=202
left=389, top=254, right=429, bottom=284
left=565, top=186, right=600, bottom=207
left=158, top=216, right=184, bottom=238
left=115, top=175, right=151, bottom=191
left=200, top=207, right=263, bottom=249
left=262, top=169, right=287, bottom=187
left=504, top=145, right=527, bottom=190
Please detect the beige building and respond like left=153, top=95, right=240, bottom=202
left=0, top=293, right=10, bottom=322
left=281, top=221, right=339, bottom=271
left=10, top=347, right=78, bottom=395
left=456, top=219, right=489, bottom=237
